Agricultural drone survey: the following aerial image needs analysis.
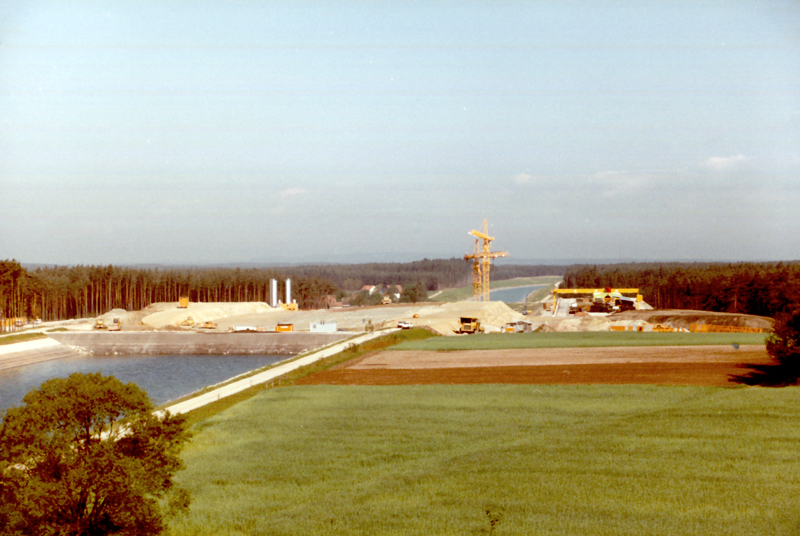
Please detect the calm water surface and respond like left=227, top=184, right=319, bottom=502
left=0, top=354, right=288, bottom=415
left=489, top=285, right=546, bottom=303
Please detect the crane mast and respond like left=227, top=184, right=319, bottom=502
left=464, top=219, right=508, bottom=302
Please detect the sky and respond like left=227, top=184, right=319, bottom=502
left=1, top=1, right=799, bottom=266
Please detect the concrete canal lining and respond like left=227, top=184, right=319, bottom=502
left=0, top=338, right=82, bottom=371
left=48, top=332, right=352, bottom=356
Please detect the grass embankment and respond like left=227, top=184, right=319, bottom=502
left=170, top=384, right=800, bottom=536
left=0, top=332, right=48, bottom=346
left=390, top=331, right=768, bottom=351
left=430, top=276, right=561, bottom=303
left=178, top=328, right=436, bottom=427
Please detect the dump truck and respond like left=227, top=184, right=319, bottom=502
left=178, top=297, right=189, bottom=308
left=455, top=317, right=483, bottom=334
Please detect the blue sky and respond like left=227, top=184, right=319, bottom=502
left=1, top=1, right=798, bottom=265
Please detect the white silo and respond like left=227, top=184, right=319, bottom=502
left=270, top=279, right=278, bottom=308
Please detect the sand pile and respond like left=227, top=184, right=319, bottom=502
left=408, top=301, right=526, bottom=334
left=140, top=302, right=273, bottom=329
left=87, top=299, right=680, bottom=336
left=194, top=301, right=525, bottom=335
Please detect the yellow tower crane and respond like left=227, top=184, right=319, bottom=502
left=464, top=219, right=509, bottom=302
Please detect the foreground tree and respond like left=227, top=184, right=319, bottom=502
left=0, top=373, right=191, bottom=535
left=731, top=310, right=800, bottom=386
left=764, top=310, right=800, bottom=383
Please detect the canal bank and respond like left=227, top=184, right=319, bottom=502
left=48, top=331, right=351, bottom=357
left=0, top=338, right=82, bottom=371
left=1, top=330, right=380, bottom=413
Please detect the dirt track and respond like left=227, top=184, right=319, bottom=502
left=296, top=345, right=772, bottom=387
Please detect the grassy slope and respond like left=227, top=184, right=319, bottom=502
left=0, top=332, right=48, bottom=346
left=390, top=331, right=768, bottom=351
left=169, top=384, right=800, bottom=536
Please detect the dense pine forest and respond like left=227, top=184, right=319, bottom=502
left=4, top=259, right=798, bottom=322
left=563, top=262, right=800, bottom=318
left=0, top=259, right=562, bottom=321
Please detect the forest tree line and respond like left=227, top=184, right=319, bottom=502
left=563, top=261, right=800, bottom=318
left=4, top=258, right=799, bottom=322
left=0, top=258, right=564, bottom=321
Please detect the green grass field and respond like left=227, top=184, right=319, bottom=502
left=169, top=384, right=800, bottom=536
left=166, top=330, right=789, bottom=535
left=390, top=331, right=768, bottom=351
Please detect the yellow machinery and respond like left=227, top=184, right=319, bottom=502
left=464, top=219, right=508, bottom=302
left=178, top=297, right=189, bottom=308
left=280, top=302, right=298, bottom=311
left=552, top=288, right=642, bottom=312
left=108, top=318, right=121, bottom=331
left=456, top=317, right=483, bottom=334
left=93, top=318, right=106, bottom=330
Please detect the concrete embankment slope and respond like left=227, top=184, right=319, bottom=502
left=0, top=338, right=81, bottom=371
left=48, top=332, right=351, bottom=356
left=160, top=329, right=397, bottom=415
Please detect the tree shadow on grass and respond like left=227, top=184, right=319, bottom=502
left=729, top=362, right=800, bottom=387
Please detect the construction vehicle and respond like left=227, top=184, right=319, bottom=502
left=197, top=321, right=218, bottom=329
left=178, top=297, right=189, bottom=308
left=456, top=317, right=483, bottom=334
left=180, top=316, right=195, bottom=327
left=552, top=288, right=642, bottom=314
left=280, top=302, right=298, bottom=311
left=108, top=318, right=121, bottom=331
left=94, top=318, right=107, bottom=330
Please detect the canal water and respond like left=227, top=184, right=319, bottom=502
left=489, top=285, right=547, bottom=303
left=0, top=354, right=288, bottom=415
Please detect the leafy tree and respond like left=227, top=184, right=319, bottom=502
left=731, top=310, right=799, bottom=386
left=764, top=311, right=800, bottom=383
left=0, top=373, right=191, bottom=535
left=400, top=282, right=428, bottom=303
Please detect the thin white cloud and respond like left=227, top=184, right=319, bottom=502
left=700, top=154, right=750, bottom=171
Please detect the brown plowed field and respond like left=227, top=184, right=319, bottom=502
left=296, top=345, right=772, bottom=386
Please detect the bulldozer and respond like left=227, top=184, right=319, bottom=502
left=455, top=317, right=483, bottom=334
left=108, top=318, right=121, bottom=331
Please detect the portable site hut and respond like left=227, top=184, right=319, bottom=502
left=310, top=321, right=337, bottom=333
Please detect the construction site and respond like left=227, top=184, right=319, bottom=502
left=0, top=219, right=778, bottom=397
left=41, top=219, right=769, bottom=339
